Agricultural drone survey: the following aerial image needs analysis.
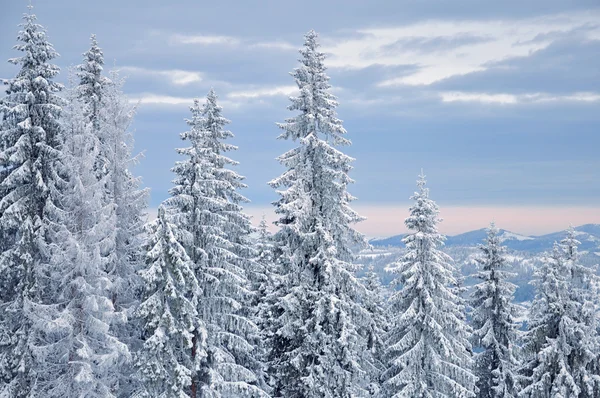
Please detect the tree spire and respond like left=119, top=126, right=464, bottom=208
left=519, top=230, right=600, bottom=397
left=382, top=174, right=477, bottom=397
left=265, top=30, right=372, bottom=397
left=470, top=223, right=520, bottom=398
left=0, top=6, right=63, bottom=396
left=163, top=89, right=267, bottom=397
left=136, top=204, right=202, bottom=397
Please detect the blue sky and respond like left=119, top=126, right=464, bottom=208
left=1, top=0, right=599, bottom=235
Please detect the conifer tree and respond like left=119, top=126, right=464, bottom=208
left=77, top=34, right=109, bottom=136
left=519, top=228, right=600, bottom=397
left=166, top=90, right=266, bottom=397
left=76, top=39, right=148, bottom=322
left=265, top=30, right=372, bottom=397
left=560, top=229, right=600, bottom=397
left=252, top=216, right=274, bottom=309
left=0, top=8, right=64, bottom=396
left=76, top=39, right=148, bottom=396
left=470, top=223, right=520, bottom=398
left=98, top=70, right=148, bottom=339
left=32, top=82, right=129, bottom=397
left=361, top=266, right=388, bottom=396
left=247, top=215, right=275, bottom=394
left=136, top=205, right=202, bottom=398
left=382, top=174, right=477, bottom=398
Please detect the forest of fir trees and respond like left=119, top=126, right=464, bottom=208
left=0, top=6, right=599, bottom=398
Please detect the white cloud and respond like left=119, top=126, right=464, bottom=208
left=440, top=91, right=600, bottom=105
left=169, top=70, right=203, bottom=85
left=441, top=92, right=518, bottom=104
left=322, top=11, right=600, bottom=86
left=128, top=83, right=298, bottom=109
left=121, top=66, right=203, bottom=86
left=227, top=85, right=297, bottom=99
left=129, top=93, right=249, bottom=110
left=542, top=92, right=600, bottom=102
left=171, top=34, right=240, bottom=46
left=129, top=94, right=195, bottom=106
left=250, top=41, right=296, bottom=51
left=170, top=34, right=295, bottom=51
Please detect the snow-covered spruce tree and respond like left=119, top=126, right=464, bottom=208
left=98, top=70, right=148, bottom=333
left=76, top=34, right=110, bottom=136
left=382, top=174, right=477, bottom=398
left=470, top=223, right=520, bottom=398
left=560, top=228, right=600, bottom=397
left=360, top=266, right=388, bottom=396
left=166, top=90, right=267, bottom=397
left=31, top=82, right=129, bottom=397
left=265, top=30, right=372, bottom=397
left=77, top=40, right=148, bottom=395
left=519, top=229, right=600, bottom=397
left=0, top=8, right=64, bottom=396
left=135, top=205, right=202, bottom=398
left=252, top=216, right=274, bottom=308
left=77, top=38, right=148, bottom=321
left=246, top=215, right=276, bottom=393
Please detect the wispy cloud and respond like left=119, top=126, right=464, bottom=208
left=120, top=66, right=203, bottom=86
left=170, top=34, right=241, bottom=46
left=440, top=92, right=518, bottom=104
left=227, top=85, right=297, bottom=99
left=170, top=33, right=295, bottom=51
left=250, top=41, right=296, bottom=51
left=127, top=81, right=298, bottom=110
left=129, top=94, right=196, bottom=106
left=129, top=90, right=284, bottom=109
left=322, top=11, right=600, bottom=86
left=440, top=91, right=600, bottom=104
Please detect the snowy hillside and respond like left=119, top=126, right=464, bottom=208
left=362, top=224, right=600, bottom=303
left=370, top=224, right=600, bottom=253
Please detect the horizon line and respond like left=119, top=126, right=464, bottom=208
left=147, top=204, right=600, bottom=237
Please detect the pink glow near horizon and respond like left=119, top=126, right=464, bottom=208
left=244, top=205, right=600, bottom=237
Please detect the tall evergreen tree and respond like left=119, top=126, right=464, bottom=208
left=560, top=228, right=600, bottom=397
left=470, top=223, right=520, bottom=398
left=136, top=205, right=202, bottom=398
left=519, top=228, right=600, bottom=397
left=382, top=174, right=477, bottom=398
left=252, top=216, right=274, bottom=309
left=265, top=30, right=372, bottom=397
left=0, top=8, right=64, bottom=396
left=32, top=81, right=129, bottom=397
left=166, top=90, right=266, bottom=397
left=247, top=216, right=275, bottom=394
left=98, top=70, right=148, bottom=339
left=76, top=34, right=109, bottom=136
left=76, top=38, right=148, bottom=320
left=360, top=266, right=388, bottom=396
left=76, top=39, right=148, bottom=395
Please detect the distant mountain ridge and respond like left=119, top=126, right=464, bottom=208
left=369, top=224, right=600, bottom=253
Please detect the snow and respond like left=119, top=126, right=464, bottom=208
left=500, top=231, right=534, bottom=241
left=358, top=251, right=393, bottom=259
left=383, top=174, right=477, bottom=397
left=263, top=30, right=374, bottom=396
left=1, top=11, right=599, bottom=397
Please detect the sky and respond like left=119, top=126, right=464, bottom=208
left=1, top=0, right=599, bottom=237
